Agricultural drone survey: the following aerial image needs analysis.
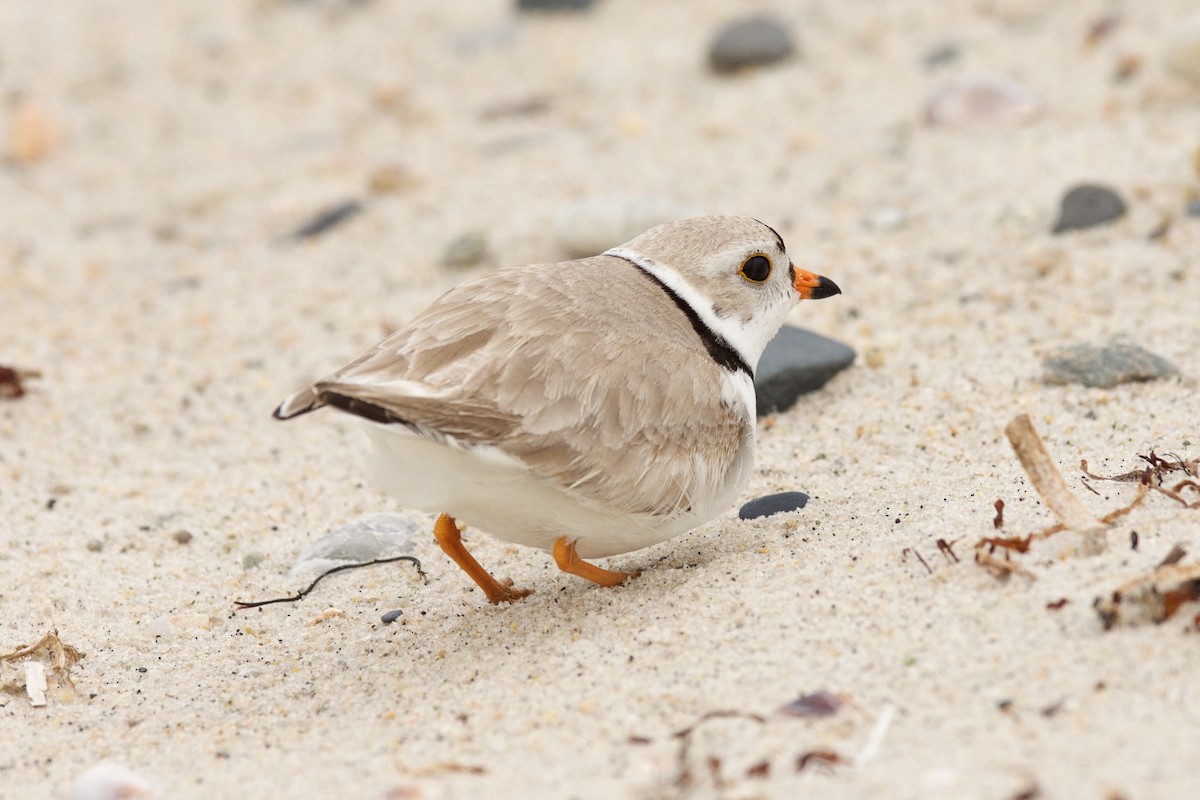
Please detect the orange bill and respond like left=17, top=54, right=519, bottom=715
left=791, top=263, right=842, bottom=300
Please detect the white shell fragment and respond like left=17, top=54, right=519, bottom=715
left=72, top=763, right=156, bottom=800
left=924, top=75, right=1042, bottom=127
left=289, top=513, right=422, bottom=577
left=24, top=661, right=46, bottom=707
left=552, top=196, right=696, bottom=258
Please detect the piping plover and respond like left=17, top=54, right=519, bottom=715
left=274, top=215, right=840, bottom=602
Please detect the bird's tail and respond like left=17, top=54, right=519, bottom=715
left=273, top=386, right=325, bottom=420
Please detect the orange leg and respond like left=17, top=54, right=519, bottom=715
left=552, top=537, right=637, bottom=588
left=433, top=513, right=533, bottom=604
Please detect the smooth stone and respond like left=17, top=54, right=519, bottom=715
left=552, top=196, right=694, bottom=258
left=290, top=512, right=420, bottom=577
left=923, top=42, right=961, bottom=69
left=738, top=492, right=809, bottom=520
left=924, top=75, right=1041, bottom=127
left=1186, top=199, right=1200, bottom=217
left=380, top=609, right=404, bottom=624
left=709, top=15, right=795, bottom=74
left=755, top=325, right=855, bottom=415
left=1051, top=184, right=1126, bottom=233
left=517, top=0, right=594, bottom=10
left=1165, top=14, right=1200, bottom=82
left=440, top=230, right=490, bottom=270
left=1041, top=339, right=1178, bottom=388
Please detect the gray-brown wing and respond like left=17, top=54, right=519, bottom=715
left=313, top=256, right=747, bottom=517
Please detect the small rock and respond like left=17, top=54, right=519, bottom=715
left=86, top=539, right=104, bottom=553
left=290, top=512, right=420, bottom=577
left=1051, top=184, right=1126, bottom=234
left=440, top=231, right=490, bottom=270
left=517, top=0, right=594, bottom=10
left=380, top=609, right=404, bottom=624
left=288, top=200, right=363, bottom=240
left=368, top=164, right=422, bottom=195
left=709, top=15, right=795, bottom=74
left=554, top=196, right=694, bottom=258
left=923, top=42, right=961, bottom=69
left=739, top=492, right=809, bottom=520
left=172, top=530, right=193, bottom=545
left=755, top=325, right=855, bottom=415
left=1165, top=14, right=1200, bottom=83
left=780, top=690, right=844, bottom=718
left=924, top=75, right=1041, bottom=127
left=1186, top=199, right=1200, bottom=217
left=8, top=101, right=63, bottom=164
left=242, top=551, right=265, bottom=570
left=1042, top=338, right=1178, bottom=388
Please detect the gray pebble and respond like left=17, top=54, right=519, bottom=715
left=1042, top=338, right=1178, bottom=388
left=517, top=0, right=594, bottom=10
left=380, top=609, right=404, bottom=624
left=242, top=551, right=265, bottom=570
left=172, top=530, right=193, bottom=545
left=1186, top=199, right=1200, bottom=217
left=755, top=325, right=855, bottom=416
left=1052, top=184, right=1126, bottom=234
left=709, top=15, right=795, bottom=74
left=440, top=231, right=490, bottom=270
left=86, top=539, right=104, bottom=553
left=554, top=196, right=694, bottom=258
left=923, top=42, right=961, bottom=69
left=739, top=492, right=809, bottom=520
left=290, top=512, right=421, bottom=577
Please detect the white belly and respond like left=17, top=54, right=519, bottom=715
left=361, top=423, right=754, bottom=560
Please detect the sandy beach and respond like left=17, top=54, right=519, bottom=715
left=3, top=1, right=1200, bottom=798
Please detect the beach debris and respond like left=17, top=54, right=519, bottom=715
left=708, top=15, right=795, bottom=74
left=1, top=630, right=85, bottom=702
left=234, top=554, right=426, bottom=610
left=1051, top=184, right=1127, bottom=233
left=288, top=199, right=363, bottom=240
left=755, top=325, right=855, bottom=415
left=71, top=763, right=156, bottom=800
left=1165, top=13, right=1200, bottom=83
left=306, top=608, right=347, bottom=626
left=367, top=164, right=423, bottom=195
left=23, top=662, right=47, bottom=706
left=795, top=749, right=843, bottom=772
left=0, top=365, right=40, bottom=399
left=380, top=609, right=404, bottom=624
left=290, top=512, right=420, bottom=576
left=1094, top=556, right=1200, bottom=629
left=924, top=75, right=1042, bottom=127
left=1046, top=597, right=1070, bottom=610
left=172, top=530, right=193, bottom=545
left=439, top=230, right=490, bottom=270
left=779, top=690, right=843, bottom=718
left=516, top=0, right=594, bottom=11
left=902, top=546, right=932, bottom=573
left=242, top=551, right=265, bottom=570
left=1006, top=414, right=1105, bottom=540
left=553, top=195, right=693, bottom=258
left=8, top=100, right=63, bottom=164
left=672, top=710, right=766, bottom=790
left=1084, top=14, right=1121, bottom=48
left=1041, top=338, right=1177, bottom=388
left=738, top=491, right=809, bottom=520
left=937, top=538, right=960, bottom=562
left=993, top=499, right=1005, bottom=529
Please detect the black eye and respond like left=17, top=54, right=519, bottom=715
left=738, top=254, right=772, bottom=283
